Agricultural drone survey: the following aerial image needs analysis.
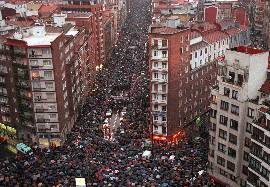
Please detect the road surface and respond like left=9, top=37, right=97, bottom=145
left=108, top=111, right=121, bottom=141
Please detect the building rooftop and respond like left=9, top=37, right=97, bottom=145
left=151, top=26, right=188, bottom=34
left=203, top=31, right=228, bottom=44
left=22, top=33, right=61, bottom=46
left=190, top=41, right=208, bottom=52
left=231, top=46, right=268, bottom=55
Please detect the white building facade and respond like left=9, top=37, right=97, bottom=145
left=208, top=46, right=269, bottom=187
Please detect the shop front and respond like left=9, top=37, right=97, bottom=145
left=0, top=123, right=18, bottom=154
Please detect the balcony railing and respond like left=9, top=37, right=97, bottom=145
left=35, top=108, right=48, bottom=113
left=36, top=118, right=50, bottom=123
left=253, top=117, right=270, bottom=132
left=220, top=76, right=244, bottom=87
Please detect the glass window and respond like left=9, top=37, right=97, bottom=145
left=230, top=119, right=238, bottom=131
left=217, top=156, right=225, bottom=166
left=228, top=147, right=236, bottom=158
left=231, top=104, right=239, bottom=115
left=219, top=115, right=228, bottom=126
left=229, top=133, right=237, bottom=145
left=247, top=108, right=254, bottom=118
left=219, top=129, right=227, bottom=140
left=227, top=161, right=235, bottom=172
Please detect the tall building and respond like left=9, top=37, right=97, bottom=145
left=1, top=24, right=90, bottom=148
left=149, top=15, right=249, bottom=142
left=208, top=46, right=269, bottom=187
left=149, top=25, right=191, bottom=141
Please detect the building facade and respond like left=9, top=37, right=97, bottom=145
left=208, top=46, right=269, bottom=187
left=2, top=24, right=90, bottom=147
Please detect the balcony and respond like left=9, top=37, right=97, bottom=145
left=152, top=44, right=168, bottom=50
left=152, top=66, right=168, bottom=72
left=34, top=97, right=47, bottom=102
left=152, top=99, right=167, bottom=105
left=36, top=118, right=50, bottom=123
left=219, top=76, right=244, bottom=88
left=253, top=117, right=270, bottom=132
left=17, top=81, right=30, bottom=89
left=32, top=86, right=46, bottom=91
left=35, top=108, right=48, bottom=113
left=32, top=75, right=44, bottom=80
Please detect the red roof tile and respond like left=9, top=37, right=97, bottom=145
left=203, top=31, right=229, bottom=44
left=38, top=4, right=58, bottom=16
left=260, top=80, right=270, bottom=94
left=232, top=46, right=267, bottom=55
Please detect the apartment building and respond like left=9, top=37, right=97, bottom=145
left=1, top=24, right=90, bottom=147
left=208, top=46, right=269, bottom=187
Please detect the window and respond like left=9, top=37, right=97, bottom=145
left=153, top=39, right=158, bottom=46
left=162, top=51, right=167, bottom=58
left=162, top=40, right=167, bottom=47
left=217, top=156, right=225, bottom=166
left=231, top=104, right=239, bottom=115
left=219, top=168, right=226, bottom=176
left=220, top=100, right=229, bottom=111
left=180, top=48, right=183, bottom=54
left=211, top=109, right=217, bottom=118
left=229, top=133, right=237, bottom=145
left=219, top=129, right=227, bottom=140
left=211, top=123, right=216, bottom=132
left=247, top=108, right=254, bottom=118
left=162, top=116, right=167, bottom=122
left=162, top=62, right=167, bottom=68
left=200, top=50, right=202, bottom=56
left=227, top=161, right=235, bottom=172
left=153, top=115, right=158, bottom=121
left=44, top=71, right=53, bottom=78
left=162, top=74, right=167, bottom=80
left=242, top=165, right=248, bottom=175
left=205, top=48, right=207, bottom=54
left=195, top=52, right=197, bottom=58
left=232, top=90, right=238, bottom=100
left=154, top=51, right=158, bottom=56
left=246, top=122, right=252, bottom=133
left=45, top=82, right=54, bottom=89
left=162, top=94, right=166, bottom=100
left=154, top=104, right=158, bottom=110
left=162, top=85, right=166, bottom=92
left=154, top=125, right=158, bottom=130
left=43, top=60, right=52, bottom=66
left=162, top=126, right=166, bottom=134
left=49, top=113, right=56, bottom=119
left=245, top=137, right=251, bottom=148
left=218, top=142, right=226, bottom=153
left=261, top=166, right=269, bottom=180
left=46, top=93, right=55, bottom=100
left=230, top=119, right=238, bottom=131
left=228, top=147, right=236, bottom=158
left=219, top=115, right=228, bottom=126
left=154, top=84, right=158, bottom=91
left=154, top=73, right=158, bottom=79
left=243, top=151, right=249, bottom=162
left=224, top=87, right=230, bottom=97
left=162, top=106, right=166, bottom=111
left=154, top=62, right=158, bottom=67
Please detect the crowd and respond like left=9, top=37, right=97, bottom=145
left=0, top=0, right=211, bottom=186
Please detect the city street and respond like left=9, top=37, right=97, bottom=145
left=108, top=111, right=121, bottom=141
left=0, top=0, right=209, bottom=186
